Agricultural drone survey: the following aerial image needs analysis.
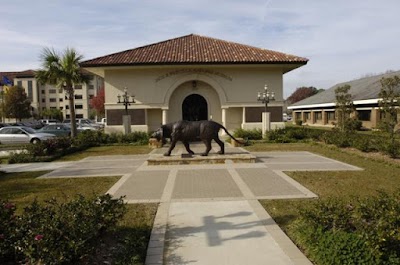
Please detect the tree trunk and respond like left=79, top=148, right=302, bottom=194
left=68, top=87, right=77, bottom=138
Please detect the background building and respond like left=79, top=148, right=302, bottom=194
left=0, top=70, right=104, bottom=121
left=288, top=70, right=400, bottom=129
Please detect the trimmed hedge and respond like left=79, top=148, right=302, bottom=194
left=8, top=131, right=150, bottom=164
left=263, top=126, right=400, bottom=158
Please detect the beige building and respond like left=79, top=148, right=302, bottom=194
left=82, top=34, right=308, bottom=133
left=1, top=70, right=103, bottom=120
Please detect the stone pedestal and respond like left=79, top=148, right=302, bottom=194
left=262, top=112, right=271, bottom=136
left=123, top=115, right=131, bottom=134
left=148, top=138, right=162, bottom=148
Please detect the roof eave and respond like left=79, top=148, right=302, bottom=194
left=80, top=61, right=308, bottom=68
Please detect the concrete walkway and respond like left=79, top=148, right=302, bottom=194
left=1, top=143, right=362, bottom=265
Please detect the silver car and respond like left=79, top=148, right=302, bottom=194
left=0, top=126, right=56, bottom=144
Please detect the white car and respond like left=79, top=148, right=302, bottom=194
left=0, top=126, right=56, bottom=144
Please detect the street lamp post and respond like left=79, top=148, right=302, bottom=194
left=117, top=87, right=135, bottom=115
left=117, top=87, right=135, bottom=134
left=257, top=84, right=275, bottom=112
left=257, top=84, right=275, bottom=134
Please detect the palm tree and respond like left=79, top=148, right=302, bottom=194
left=36, top=47, right=90, bottom=137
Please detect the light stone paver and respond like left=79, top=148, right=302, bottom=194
left=113, top=171, right=169, bottom=200
left=237, top=168, right=304, bottom=197
left=172, top=169, right=243, bottom=199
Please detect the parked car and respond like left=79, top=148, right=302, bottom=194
left=96, top=118, right=106, bottom=127
left=0, top=126, right=56, bottom=144
left=40, top=119, right=60, bottom=125
left=36, top=124, right=71, bottom=137
left=62, top=119, right=102, bottom=130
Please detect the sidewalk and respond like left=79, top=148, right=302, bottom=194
left=2, top=143, right=362, bottom=264
left=106, top=143, right=361, bottom=265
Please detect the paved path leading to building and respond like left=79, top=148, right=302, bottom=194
left=1, top=143, right=362, bottom=265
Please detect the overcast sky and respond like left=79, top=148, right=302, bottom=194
left=1, top=0, right=399, bottom=97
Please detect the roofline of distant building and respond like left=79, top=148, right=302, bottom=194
left=288, top=98, right=382, bottom=110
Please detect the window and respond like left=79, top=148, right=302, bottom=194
left=42, top=107, right=46, bottom=110
left=75, top=104, right=83, bottom=109
left=41, top=98, right=46, bottom=103
left=27, top=81, right=33, bottom=101
left=74, top=85, right=82, bottom=90
left=89, top=85, right=94, bottom=90
left=58, top=88, right=63, bottom=93
left=66, top=105, right=69, bottom=109
left=41, top=90, right=45, bottom=94
left=49, top=98, right=57, bottom=102
left=17, top=81, right=22, bottom=87
left=295, top=112, right=302, bottom=120
left=305, top=112, right=311, bottom=120
left=66, top=114, right=70, bottom=119
left=76, top=114, right=84, bottom=118
left=50, top=107, right=56, bottom=110
left=59, top=98, right=63, bottom=102
left=59, top=107, right=63, bottom=110
left=327, top=111, right=336, bottom=120
left=75, top=95, right=83, bottom=100
left=358, top=110, right=371, bottom=121
left=314, top=112, right=322, bottom=121
left=89, top=95, right=94, bottom=99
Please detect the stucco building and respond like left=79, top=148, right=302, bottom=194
left=81, top=34, right=308, bottom=133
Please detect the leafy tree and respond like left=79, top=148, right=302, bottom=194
left=378, top=76, right=400, bottom=157
left=3, top=86, right=32, bottom=121
left=36, top=47, right=90, bottom=137
left=287, top=86, right=321, bottom=104
left=335, top=85, right=354, bottom=132
left=90, top=86, right=105, bottom=117
left=41, top=108, right=63, bottom=121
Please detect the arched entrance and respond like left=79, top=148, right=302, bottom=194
left=182, top=94, right=208, bottom=121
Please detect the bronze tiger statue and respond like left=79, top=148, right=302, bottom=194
left=152, top=120, right=245, bottom=156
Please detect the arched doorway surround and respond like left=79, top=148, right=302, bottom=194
left=163, top=74, right=227, bottom=107
left=167, top=80, right=222, bottom=124
left=182, top=94, right=208, bottom=121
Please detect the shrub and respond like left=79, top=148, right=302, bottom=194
left=353, top=137, right=372, bottom=152
left=295, top=190, right=400, bottom=264
left=8, top=151, right=36, bottom=164
left=73, top=130, right=103, bottom=148
left=295, top=120, right=303, bottom=126
left=233, top=128, right=262, bottom=140
left=265, top=128, right=293, bottom=143
left=310, top=228, right=377, bottom=265
left=0, top=201, right=17, bottom=261
left=380, top=139, right=400, bottom=158
left=299, top=197, right=354, bottom=232
left=0, top=195, right=126, bottom=264
left=344, top=118, right=363, bottom=132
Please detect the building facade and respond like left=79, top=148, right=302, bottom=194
left=1, top=70, right=104, bottom=121
left=81, top=34, right=308, bottom=133
left=288, top=70, right=400, bottom=129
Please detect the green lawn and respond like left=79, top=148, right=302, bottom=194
left=55, top=145, right=152, bottom=161
left=246, top=142, right=400, bottom=235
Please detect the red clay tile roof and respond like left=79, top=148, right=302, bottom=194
left=81, top=34, right=308, bottom=67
